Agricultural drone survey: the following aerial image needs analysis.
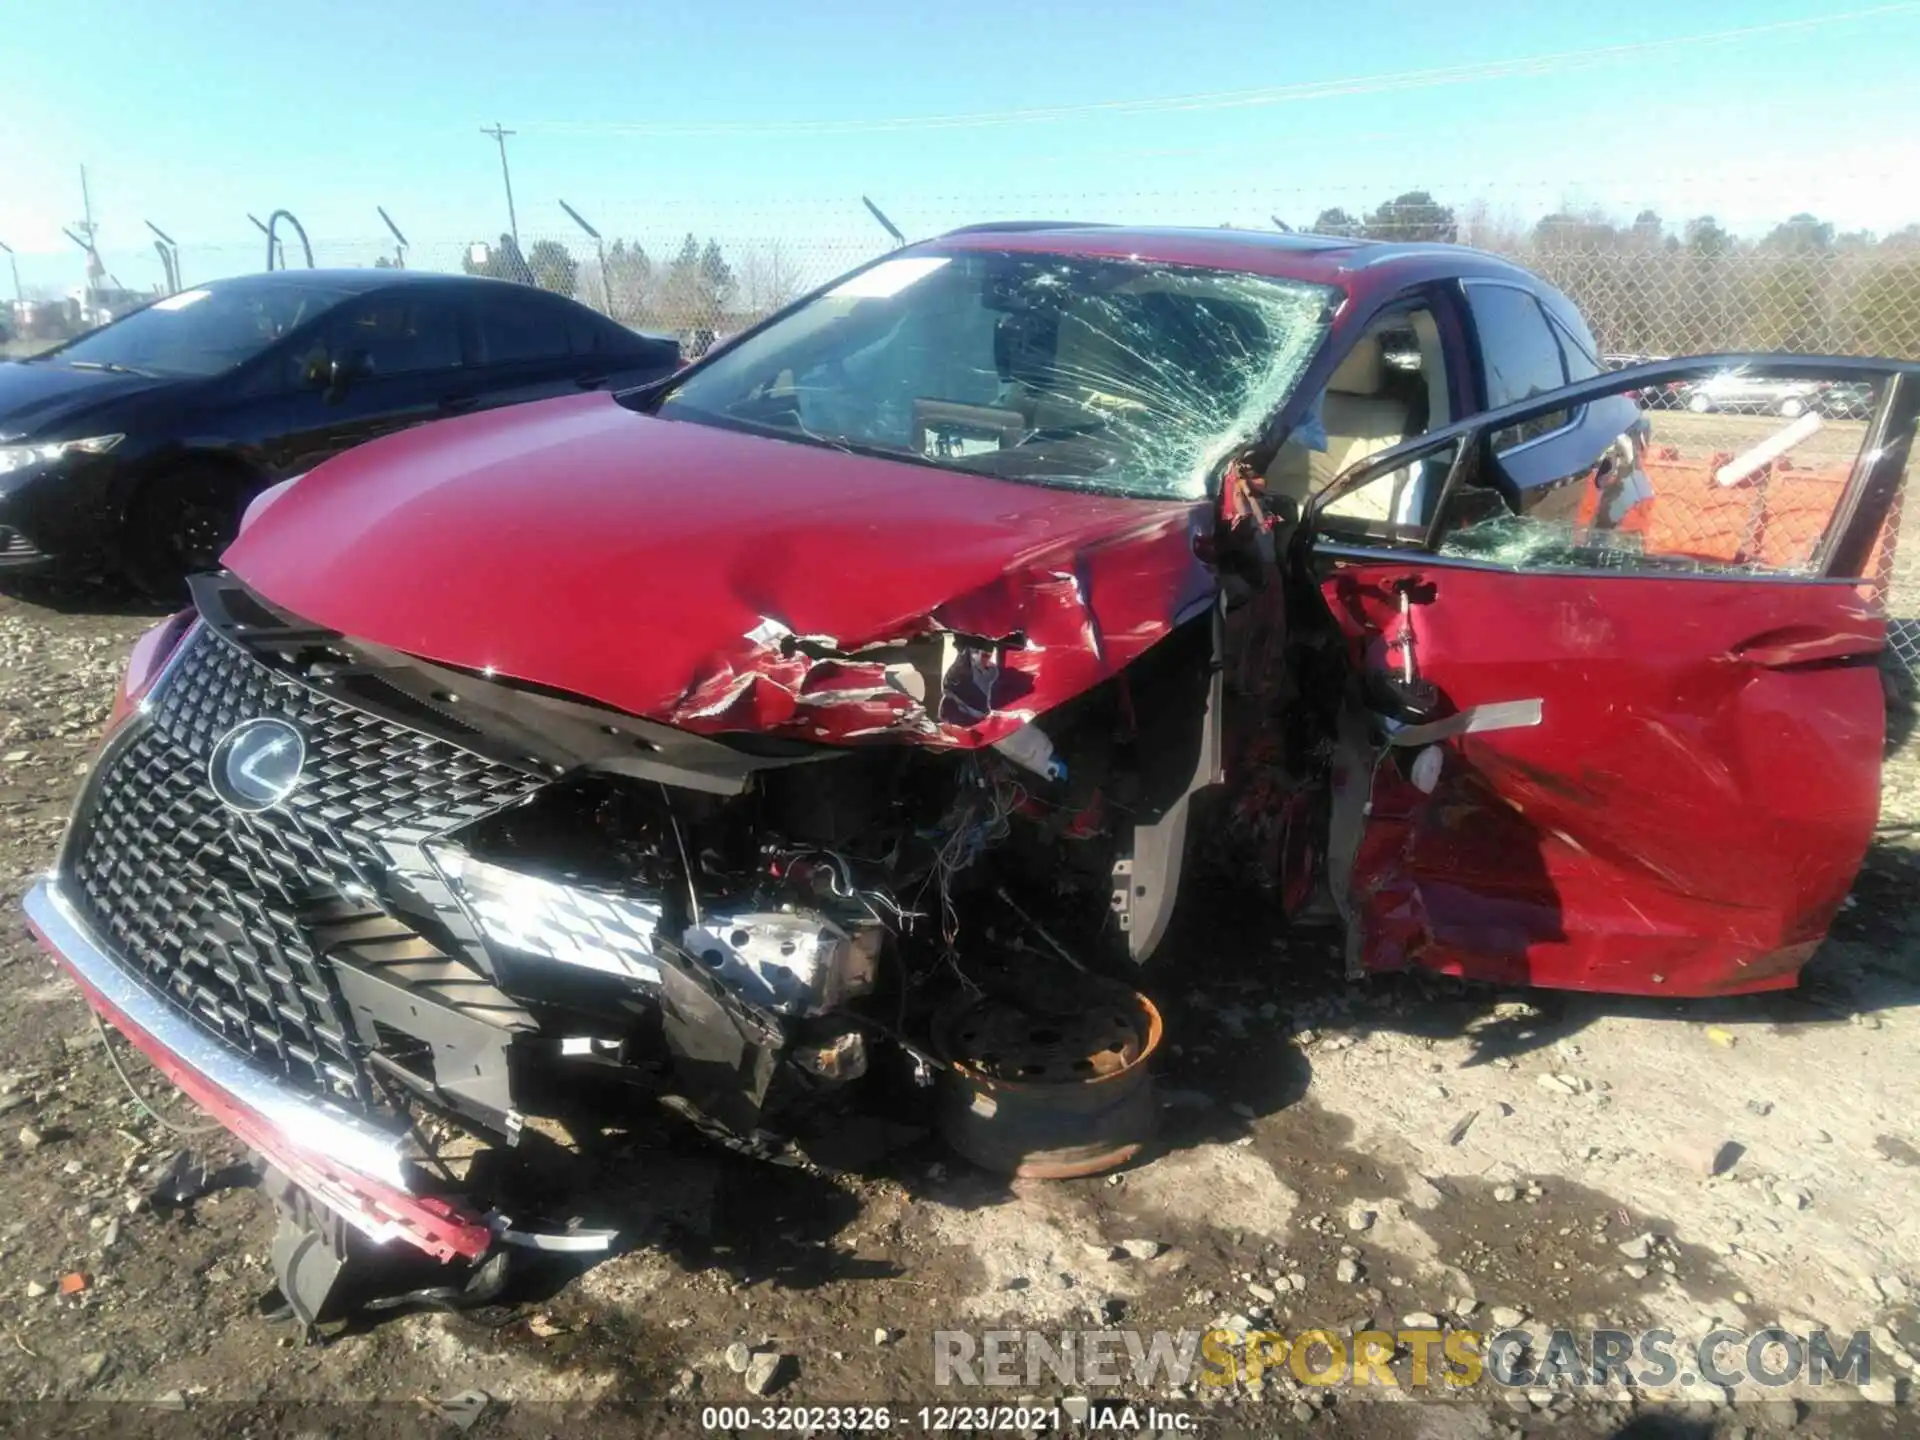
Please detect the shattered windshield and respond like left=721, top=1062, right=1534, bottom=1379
left=657, top=250, right=1336, bottom=500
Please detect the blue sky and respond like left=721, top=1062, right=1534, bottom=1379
left=4, top=0, right=1919, bottom=293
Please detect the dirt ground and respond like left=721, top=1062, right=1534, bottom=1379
left=0, top=584, right=1915, bottom=1439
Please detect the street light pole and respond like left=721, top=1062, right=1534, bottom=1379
left=0, top=242, right=19, bottom=305
left=481, top=124, right=521, bottom=247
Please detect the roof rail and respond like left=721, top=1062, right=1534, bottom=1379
left=936, top=220, right=1115, bottom=237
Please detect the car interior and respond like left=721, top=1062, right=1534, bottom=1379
left=1265, top=306, right=1450, bottom=529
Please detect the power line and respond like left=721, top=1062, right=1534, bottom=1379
left=524, top=3, right=1920, bottom=140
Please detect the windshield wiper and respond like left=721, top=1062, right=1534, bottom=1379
left=66, top=360, right=158, bottom=377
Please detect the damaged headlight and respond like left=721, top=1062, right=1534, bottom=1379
left=432, top=847, right=666, bottom=984
left=432, top=846, right=881, bottom=1018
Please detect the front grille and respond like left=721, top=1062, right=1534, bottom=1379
left=65, top=624, right=542, bottom=1107
left=0, top=526, right=39, bottom=559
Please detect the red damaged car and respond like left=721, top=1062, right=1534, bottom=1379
left=21, top=224, right=1920, bottom=1305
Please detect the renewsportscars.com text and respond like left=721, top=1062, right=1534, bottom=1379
left=933, top=1326, right=1875, bottom=1391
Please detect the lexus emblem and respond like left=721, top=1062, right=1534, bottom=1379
left=207, top=718, right=307, bottom=813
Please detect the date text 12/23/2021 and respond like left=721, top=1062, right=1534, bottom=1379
left=698, top=1405, right=1198, bottom=1432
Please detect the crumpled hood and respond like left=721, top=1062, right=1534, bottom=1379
left=0, top=360, right=173, bottom=439
left=224, top=391, right=1215, bottom=746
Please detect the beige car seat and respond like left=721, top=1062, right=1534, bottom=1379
left=1265, top=338, right=1414, bottom=513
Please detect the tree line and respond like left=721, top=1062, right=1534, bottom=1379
left=459, top=232, right=806, bottom=332
left=442, top=193, right=1920, bottom=360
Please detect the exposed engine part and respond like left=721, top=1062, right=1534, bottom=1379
left=991, top=720, right=1067, bottom=782
left=931, top=981, right=1162, bottom=1179
left=681, top=910, right=881, bottom=1017
left=791, top=1026, right=869, bottom=1083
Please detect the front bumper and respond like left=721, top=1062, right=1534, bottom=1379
left=23, top=879, right=491, bottom=1262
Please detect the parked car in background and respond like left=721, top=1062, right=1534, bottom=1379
left=1819, top=380, right=1875, bottom=420
left=23, top=224, right=1916, bottom=1304
left=0, top=270, right=680, bottom=594
left=1680, top=371, right=1825, bottom=417
left=1602, top=353, right=1689, bottom=408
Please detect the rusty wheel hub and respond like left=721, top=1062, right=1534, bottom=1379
left=931, top=982, right=1162, bottom=1179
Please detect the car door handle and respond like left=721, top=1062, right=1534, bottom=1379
left=439, top=395, right=479, bottom=414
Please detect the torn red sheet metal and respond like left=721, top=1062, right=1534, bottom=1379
left=223, top=392, right=1217, bottom=748
left=1319, top=559, right=1884, bottom=996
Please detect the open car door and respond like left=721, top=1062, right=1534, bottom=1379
left=1303, top=355, right=1920, bottom=996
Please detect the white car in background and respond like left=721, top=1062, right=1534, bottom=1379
left=1682, top=371, right=1825, bottom=417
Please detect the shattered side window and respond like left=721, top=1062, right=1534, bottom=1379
left=1433, top=378, right=1886, bottom=576
left=658, top=251, right=1336, bottom=501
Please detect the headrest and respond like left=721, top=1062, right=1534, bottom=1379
left=1328, top=339, right=1384, bottom=396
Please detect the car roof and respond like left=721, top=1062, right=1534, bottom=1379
left=187, top=269, right=581, bottom=301
left=925, top=222, right=1541, bottom=292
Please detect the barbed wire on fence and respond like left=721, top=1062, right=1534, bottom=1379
left=11, top=186, right=1920, bottom=358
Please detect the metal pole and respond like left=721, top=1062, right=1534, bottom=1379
left=264, top=211, right=314, bottom=270
left=861, top=196, right=906, bottom=248
left=248, top=213, right=284, bottom=270
left=558, top=199, right=612, bottom=317
left=377, top=206, right=410, bottom=269
left=144, top=222, right=180, bottom=293
left=0, top=242, right=19, bottom=304
left=482, top=124, right=520, bottom=246
left=78, top=164, right=103, bottom=305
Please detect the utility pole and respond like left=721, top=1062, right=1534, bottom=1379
left=76, top=164, right=103, bottom=298
left=481, top=123, right=520, bottom=247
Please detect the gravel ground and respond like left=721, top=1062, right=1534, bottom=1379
left=0, top=586, right=1914, bottom=1438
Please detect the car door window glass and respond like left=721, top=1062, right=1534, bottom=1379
left=1431, top=375, right=1888, bottom=577
left=475, top=294, right=572, bottom=365
left=1466, top=283, right=1571, bottom=449
left=1550, top=316, right=1602, bottom=383
left=339, top=298, right=463, bottom=375
left=292, top=297, right=462, bottom=384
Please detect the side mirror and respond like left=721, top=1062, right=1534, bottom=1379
left=325, top=348, right=373, bottom=400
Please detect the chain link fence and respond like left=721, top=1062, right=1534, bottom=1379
left=10, top=192, right=1920, bottom=678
